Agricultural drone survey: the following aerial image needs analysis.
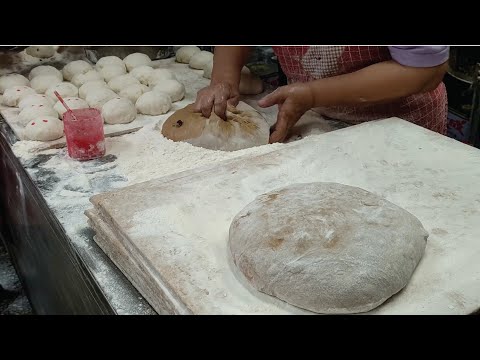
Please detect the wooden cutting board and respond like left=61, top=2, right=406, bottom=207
left=87, top=118, right=480, bottom=315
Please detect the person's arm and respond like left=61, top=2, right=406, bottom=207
left=194, top=46, right=252, bottom=119
left=259, top=48, right=449, bottom=143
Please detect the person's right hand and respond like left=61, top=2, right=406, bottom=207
left=193, top=82, right=240, bottom=120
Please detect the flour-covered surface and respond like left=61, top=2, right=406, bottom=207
left=88, top=119, right=480, bottom=315
left=7, top=57, right=345, bottom=314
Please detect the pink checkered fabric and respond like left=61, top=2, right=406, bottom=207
left=272, top=46, right=447, bottom=134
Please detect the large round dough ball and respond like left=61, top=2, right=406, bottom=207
left=24, top=116, right=64, bottom=141
left=18, top=104, right=59, bottom=126
left=25, top=46, right=56, bottom=59
left=175, top=46, right=201, bottom=63
left=101, top=97, right=137, bottom=125
left=96, top=56, right=125, bottom=71
left=62, top=60, right=93, bottom=81
left=78, top=80, right=108, bottom=99
left=189, top=51, right=214, bottom=70
left=129, top=65, right=154, bottom=85
left=85, top=88, right=117, bottom=109
left=135, top=91, right=171, bottom=115
left=152, top=79, right=185, bottom=102
left=18, top=94, right=54, bottom=110
left=71, top=70, right=103, bottom=87
left=146, top=69, right=176, bottom=87
left=123, top=53, right=152, bottom=72
left=229, top=182, right=429, bottom=314
left=0, top=74, right=29, bottom=94
left=28, top=65, right=62, bottom=81
left=108, top=74, right=140, bottom=93
left=2, top=86, right=36, bottom=107
left=30, top=75, right=62, bottom=94
left=45, top=82, right=78, bottom=101
left=99, top=64, right=127, bottom=82
left=54, top=97, right=88, bottom=117
left=118, top=83, right=149, bottom=103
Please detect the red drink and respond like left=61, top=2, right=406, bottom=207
left=63, top=108, right=106, bottom=161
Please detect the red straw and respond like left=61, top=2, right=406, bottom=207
left=54, top=91, right=78, bottom=121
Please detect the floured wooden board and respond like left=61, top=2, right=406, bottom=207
left=87, top=118, right=480, bottom=315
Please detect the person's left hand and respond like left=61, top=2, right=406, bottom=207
left=258, top=83, right=314, bottom=143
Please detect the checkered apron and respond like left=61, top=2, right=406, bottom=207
left=272, top=46, right=447, bottom=134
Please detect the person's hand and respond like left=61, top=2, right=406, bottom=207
left=258, top=83, right=315, bottom=143
left=193, top=82, right=240, bottom=120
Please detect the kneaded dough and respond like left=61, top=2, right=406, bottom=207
left=161, top=102, right=269, bottom=151
left=2, top=86, right=36, bottom=107
left=175, top=46, right=201, bottom=63
left=135, top=91, right=171, bottom=115
left=96, top=56, right=125, bottom=71
left=18, top=94, right=54, bottom=110
left=152, top=79, right=185, bottom=102
left=24, top=116, right=64, bottom=141
left=129, top=65, right=154, bottom=85
left=62, top=60, right=93, bottom=81
left=203, top=61, right=213, bottom=79
left=28, top=65, right=62, bottom=81
left=71, top=70, right=103, bottom=87
left=0, top=74, right=29, bottom=94
left=118, top=83, right=149, bottom=103
left=78, top=80, right=108, bottom=99
left=99, top=64, right=127, bottom=82
left=189, top=51, right=214, bottom=70
left=108, top=74, right=140, bottom=93
left=229, top=182, right=428, bottom=314
left=18, top=104, right=59, bottom=126
left=30, top=75, right=62, bottom=94
left=85, top=88, right=117, bottom=109
left=101, top=97, right=137, bottom=125
left=123, top=53, right=152, bottom=72
left=45, top=82, right=78, bottom=101
left=25, top=46, right=56, bottom=58
left=54, top=97, right=88, bottom=117
left=146, top=69, right=176, bottom=87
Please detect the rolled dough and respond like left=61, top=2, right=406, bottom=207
left=160, top=102, right=270, bottom=151
left=229, top=182, right=428, bottom=314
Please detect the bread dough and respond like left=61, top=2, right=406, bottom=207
left=176, top=46, right=201, bottom=63
left=2, top=86, right=36, bottom=107
left=135, top=91, right=171, bottom=115
left=189, top=51, right=214, bottom=70
left=146, top=69, right=176, bottom=87
left=71, top=70, right=103, bottom=87
left=108, top=74, right=140, bottom=93
left=45, top=82, right=78, bottom=101
left=229, top=182, right=428, bottom=314
left=85, top=88, right=117, bottom=109
left=24, top=116, right=64, bottom=141
left=96, top=56, right=126, bottom=71
left=123, top=53, right=152, bottom=72
left=62, top=60, right=93, bottom=81
left=30, top=75, right=62, bottom=94
left=118, top=83, right=149, bottom=103
left=28, top=65, right=62, bottom=81
left=102, top=97, right=136, bottom=125
left=18, top=104, right=59, bottom=126
left=203, top=61, right=213, bottom=79
left=152, top=79, right=185, bottom=102
left=78, top=80, right=108, bottom=99
left=25, top=46, right=56, bottom=58
left=99, top=64, right=127, bottom=82
left=18, top=94, right=54, bottom=110
left=54, top=97, right=89, bottom=117
left=0, top=74, right=29, bottom=94
left=161, top=102, right=269, bottom=151
left=129, top=65, right=154, bottom=85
